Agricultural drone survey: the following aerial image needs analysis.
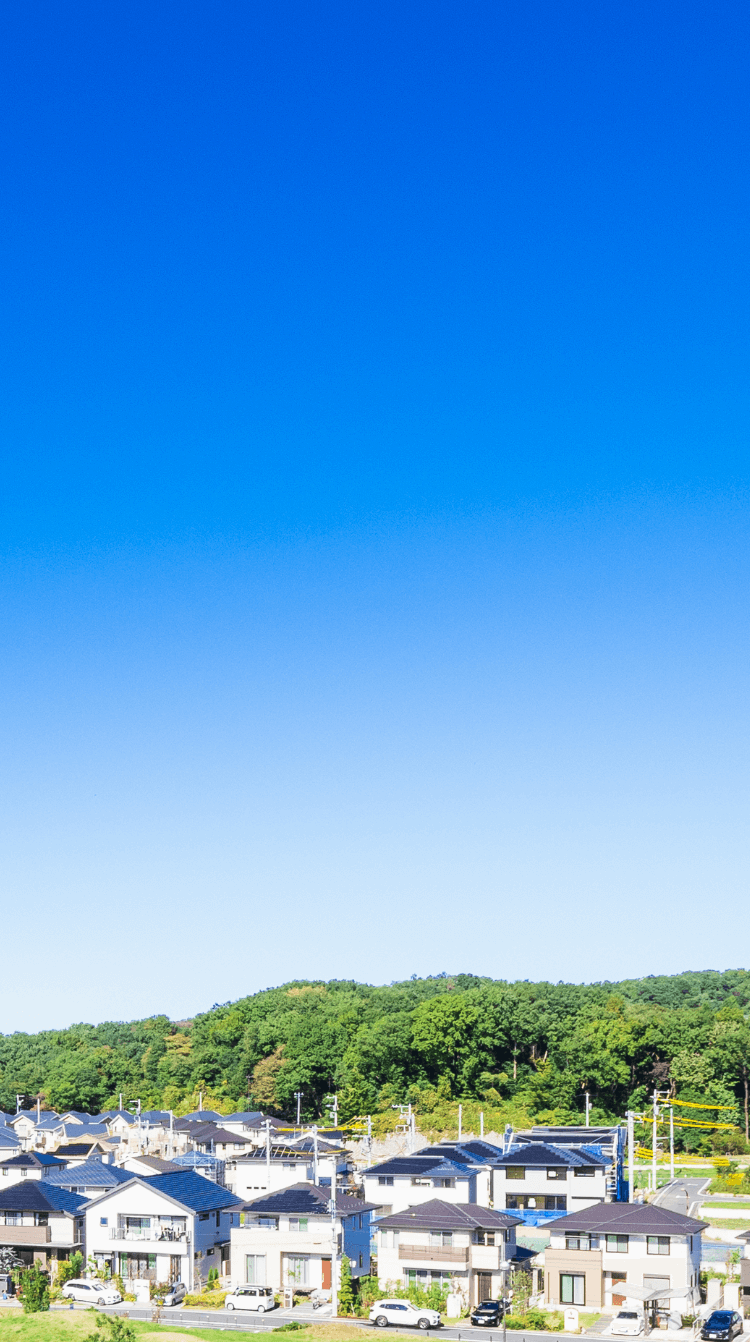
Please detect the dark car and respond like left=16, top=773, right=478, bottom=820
left=700, top=1312, right=744, bottom=1341
left=470, top=1301, right=507, bottom=1327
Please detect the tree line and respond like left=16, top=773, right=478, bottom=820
left=3, top=969, right=750, bottom=1150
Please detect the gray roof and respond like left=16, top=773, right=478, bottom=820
left=366, top=1154, right=470, bottom=1179
left=223, top=1111, right=263, bottom=1123
left=180, top=1110, right=225, bottom=1122
left=124, top=1156, right=182, bottom=1173
left=376, top=1199, right=521, bottom=1232
left=242, top=1182, right=379, bottom=1217
left=44, top=1160, right=132, bottom=1188
left=0, top=1127, right=20, bottom=1149
left=0, top=1183, right=86, bottom=1214
left=549, top=1203, right=706, bottom=1234
left=495, top=1143, right=603, bottom=1169
left=0, top=1153, right=65, bottom=1169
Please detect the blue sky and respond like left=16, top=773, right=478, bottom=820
left=1, top=0, right=749, bottom=1030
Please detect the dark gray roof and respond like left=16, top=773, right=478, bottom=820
left=124, top=1156, right=182, bottom=1173
left=376, top=1199, right=521, bottom=1232
left=180, top=1110, right=225, bottom=1122
left=242, top=1182, right=379, bottom=1217
left=366, top=1155, right=470, bottom=1178
left=496, top=1143, right=603, bottom=1169
left=185, top=1123, right=251, bottom=1145
left=44, top=1160, right=132, bottom=1188
left=0, top=1153, right=65, bottom=1169
left=0, top=1183, right=86, bottom=1214
left=223, top=1112, right=263, bottom=1123
left=138, top=1111, right=172, bottom=1124
left=549, top=1203, right=706, bottom=1234
left=53, top=1142, right=109, bottom=1157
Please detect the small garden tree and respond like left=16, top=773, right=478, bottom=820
left=18, top=1264, right=50, bottom=1313
left=338, top=1255, right=354, bottom=1315
left=86, top=1312, right=136, bottom=1342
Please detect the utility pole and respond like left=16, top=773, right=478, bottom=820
left=367, top=1115, right=372, bottom=1168
left=265, top=1118, right=272, bottom=1194
left=585, top=1092, right=590, bottom=1127
left=168, top=1110, right=174, bottom=1162
left=312, top=1125, right=319, bottom=1186
left=480, top=1112, right=484, bottom=1139
left=627, top=1111, right=634, bottom=1203
left=295, top=1092, right=304, bottom=1126
left=652, top=1090, right=658, bottom=1196
left=669, top=1106, right=674, bottom=1181
left=458, top=1105, right=462, bottom=1141
left=330, top=1154, right=338, bottom=1317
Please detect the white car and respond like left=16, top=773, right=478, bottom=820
left=370, top=1299, right=441, bottom=1330
left=61, top=1279, right=122, bottom=1306
left=224, top=1285, right=276, bottom=1312
left=610, top=1312, right=645, bottom=1337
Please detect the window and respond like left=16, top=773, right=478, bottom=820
left=258, top=1217, right=278, bottom=1229
left=505, top=1167, right=525, bottom=1180
left=429, top=1231, right=453, bottom=1247
left=289, top=1218, right=309, bottom=1233
left=285, top=1255, right=310, bottom=1287
left=506, top=1195, right=566, bottom=1212
left=245, top=1255, right=266, bottom=1285
left=547, top=1169, right=567, bottom=1180
left=34, top=1213, right=48, bottom=1227
left=565, top=1234, right=590, bottom=1251
left=199, top=1213, right=209, bottom=1222
left=216, top=1211, right=220, bottom=1227
left=560, top=1274, right=585, bottom=1306
left=574, top=1168, right=595, bottom=1177
left=435, top=1178, right=454, bottom=1188
left=359, top=1253, right=364, bottom=1268
left=378, top=1176, right=394, bottom=1186
left=100, top=1218, right=108, bottom=1227
left=474, top=1231, right=495, bottom=1246
left=411, top=1178, right=432, bottom=1186
left=3, top=1213, right=19, bottom=1226
left=606, top=1235, right=629, bottom=1254
left=647, top=1237, right=670, bottom=1256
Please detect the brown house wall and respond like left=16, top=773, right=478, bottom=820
left=545, top=1249, right=603, bottom=1309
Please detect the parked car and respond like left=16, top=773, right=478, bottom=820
left=61, top=1279, right=122, bottom=1306
left=162, top=1282, right=187, bottom=1307
left=701, top=1313, right=744, bottom=1341
left=610, top=1311, right=645, bottom=1336
left=370, top=1300, right=441, bottom=1330
left=224, top=1285, right=276, bottom=1312
left=470, top=1301, right=507, bottom=1327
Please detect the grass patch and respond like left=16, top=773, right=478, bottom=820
left=0, top=1316, right=368, bottom=1342
left=704, top=1203, right=750, bottom=1211
left=704, top=1217, right=750, bottom=1229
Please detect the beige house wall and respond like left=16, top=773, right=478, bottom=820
left=545, top=1249, right=603, bottom=1308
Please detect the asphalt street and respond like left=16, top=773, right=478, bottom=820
left=652, top=1178, right=710, bottom=1218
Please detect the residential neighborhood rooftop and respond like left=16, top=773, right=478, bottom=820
left=242, top=1181, right=379, bottom=1215
left=549, top=1202, right=707, bottom=1233
left=375, top=1198, right=522, bottom=1231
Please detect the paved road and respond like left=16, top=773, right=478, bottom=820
left=41, top=1301, right=574, bottom=1342
left=653, top=1177, right=710, bottom=1218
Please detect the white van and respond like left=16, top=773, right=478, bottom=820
left=224, top=1285, right=276, bottom=1312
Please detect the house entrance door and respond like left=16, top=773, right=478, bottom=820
left=611, top=1273, right=627, bottom=1306
left=322, top=1259, right=332, bottom=1290
left=169, top=1257, right=181, bottom=1284
left=476, top=1273, right=492, bottom=1304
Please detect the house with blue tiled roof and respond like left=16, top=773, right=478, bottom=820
left=0, top=1180, right=86, bottom=1272
left=83, top=1169, right=243, bottom=1292
left=230, top=1181, right=380, bottom=1295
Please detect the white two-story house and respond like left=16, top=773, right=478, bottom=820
left=230, top=1183, right=380, bottom=1293
left=362, top=1155, right=477, bottom=1216
left=83, top=1170, right=243, bottom=1290
left=375, top=1199, right=521, bottom=1307
left=544, top=1203, right=706, bottom=1311
left=493, top=1142, right=607, bottom=1227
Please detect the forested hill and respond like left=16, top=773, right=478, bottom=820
left=3, top=969, right=750, bottom=1149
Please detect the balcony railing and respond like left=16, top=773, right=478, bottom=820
left=110, top=1228, right=190, bottom=1244
left=0, top=1226, right=51, bottom=1245
left=398, top=1245, right=468, bottom=1264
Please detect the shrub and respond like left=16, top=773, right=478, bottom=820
left=85, top=1313, right=136, bottom=1342
left=18, top=1265, right=50, bottom=1313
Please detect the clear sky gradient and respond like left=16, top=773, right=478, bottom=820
left=2, top=1, right=749, bottom=1030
